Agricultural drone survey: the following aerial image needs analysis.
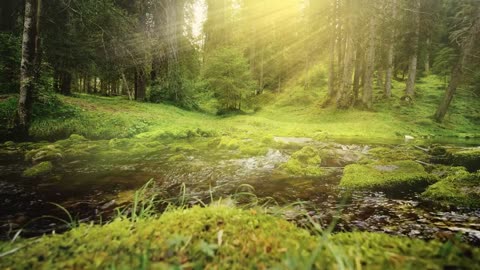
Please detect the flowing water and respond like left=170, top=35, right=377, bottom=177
left=1, top=137, right=479, bottom=245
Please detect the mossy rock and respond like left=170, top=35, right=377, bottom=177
left=239, top=144, right=269, bottom=156
left=450, top=149, right=480, bottom=172
left=280, top=146, right=323, bottom=176
left=168, top=153, right=188, bottom=162
left=1, top=206, right=478, bottom=269
left=108, top=138, right=133, bottom=149
left=22, top=161, right=53, bottom=177
left=340, top=160, right=436, bottom=190
left=3, top=141, right=15, bottom=147
left=218, top=136, right=240, bottom=150
left=25, top=145, right=63, bottom=163
left=55, top=134, right=88, bottom=148
left=368, top=146, right=427, bottom=162
left=430, top=145, right=447, bottom=156
left=422, top=171, right=480, bottom=208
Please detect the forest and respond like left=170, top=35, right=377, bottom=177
left=0, top=0, right=480, bottom=269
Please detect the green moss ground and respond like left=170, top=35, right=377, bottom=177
left=340, top=161, right=437, bottom=190
left=1, top=206, right=478, bottom=270
left=422, top=171, right=480, bottom=208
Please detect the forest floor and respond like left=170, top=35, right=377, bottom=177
left=0, top=75, right=474, bottom=143
left=1, top=75, right=480, bottom=269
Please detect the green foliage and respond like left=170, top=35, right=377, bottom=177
left=202, top=47, right=256, bottom=111
left=340, top=161, right=436, bottom=190
left=32, top=91, right=79, bottom=120
left=147, top=78, right=198, bottom=110
left=432, top=47, right=457, bottom=78
left=0, top=32, right=21, bottom=94
left=0, top=96, right=17, bottom=130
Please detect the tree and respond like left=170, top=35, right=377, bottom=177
left=13, top=0, right=41, bottom=140
left=202, top=47, right=255, bottom=111
left=362, top=0, right=377, bottom=109
left=384, top=0, right=397, bottom=98
left=434, top=6, right=480, bottom=122
left=404, top=0, right=421, bottom=98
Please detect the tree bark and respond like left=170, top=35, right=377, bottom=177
left=352, top=48, right=363, bottom=104
left=362, top=3, right=376, bottom=110
left=384, top=0, right=397, bottom=98
left=425, top=38, right=431, bottom=75
left=434, top=10, right=480, bottom=122
left=336, top=0, right=355, bottom=109
left=327, top=0, right=337, bottom=99
left=14, top=0, right=41, bottom=140
left=405, top=0, right=420, bottom=98
left=134, top=69, right=146, bottom=101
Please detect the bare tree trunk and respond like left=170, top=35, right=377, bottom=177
left=434, top=10, right=480, bottom=122
left=336, top=0, right=354, bottom=109
left=385, top=0, right=397, bottom=98
left=122, top=73, right=133, bottom=100
left=405, top=0, right=420, bottom=98
left=352, top=48, right=363, bottom=104
left=258, top=46, right=265, bottom=95
left=362, top=4, right=376, bottom=110
left=337, top=32, right=355, bottom=108
left=134, top=69, right=146, bottom=101
left=14, top=0, right=41, bottom=140
left=327, top=0, right=337, bottom=99
left=425, top=37, right=431, bottom=75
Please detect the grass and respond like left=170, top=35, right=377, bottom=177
left=1, top=75, right=479, bottom=143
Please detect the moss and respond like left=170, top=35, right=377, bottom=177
left=422, top=171, right=480, bottom=208
left=3, top=141, right=15, bottom=147
left=450, top=149, right=480, bottom=172
left=108, top=138, right=133, bottom=149
left=430, top=145, right=447, bottom=156
left=217, top=136, right=240, bottom=150
left=368, top=146, right=428, bottom=162
left=239, top=144, right=269, bottom=156
left=1, top=206, right=478, bottom=269
left=340, top=160, right=436, bottom=190
left=25, top=145, right=63, bottom=163
left=22, top=161, right=53, bottom=177
left=279, top=146, right=324, bottom=176
left=168, top=153, right=188, bottom=162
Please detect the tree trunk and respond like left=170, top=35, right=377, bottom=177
left=434, top=10, right=480, bottom=122
left=258, top=46, right=265, bottom=95
left=384, top=0, right=397, bottom=98
left=337, top=34, right=355, bottom=108
left=405, top=0, right=420, bottom=98
left=352, top=48, right=363, bottom=104
left=14, top=0, right=41, bottom=140
left=122, top=73, right=133, bottom=100
left=135, top=69, right=146, bottom=101
left=425, top=38, right=431, bottom=75
left=328, top=32, right=336, bottom=98
left=362, top=5, right=376, bottom=110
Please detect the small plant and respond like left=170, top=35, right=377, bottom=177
left=117, top=179, right=159, bottom=222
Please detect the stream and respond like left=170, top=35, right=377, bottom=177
left=1, top=137, right=479, bottom=245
